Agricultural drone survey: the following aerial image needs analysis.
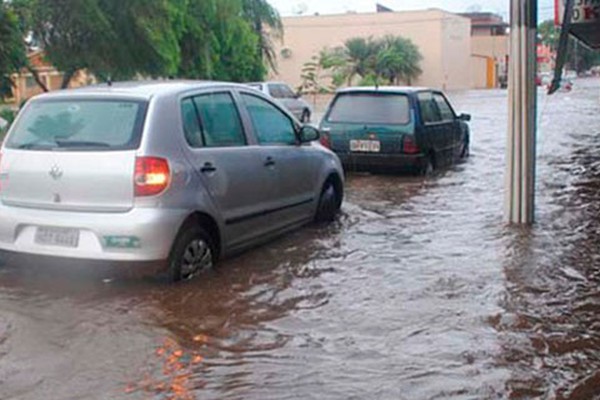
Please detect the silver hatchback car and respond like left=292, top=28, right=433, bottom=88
left=247, top=82, right=313, bottom=123
left=0, top=81, right=344, bottom=281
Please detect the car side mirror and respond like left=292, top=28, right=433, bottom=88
left=458, top=113, right=471, bottom=122
left=299, top=125, right=320, bottom=143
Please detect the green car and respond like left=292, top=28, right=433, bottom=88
left=319, top=87, right=471, bottom=174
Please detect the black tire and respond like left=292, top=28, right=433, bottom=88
left=460, top=139, right=470, bottom=159
left=420, top=154, right=435, bottom=176
left=301, top=109, right=311, bottom=123
left=315, top=180, right=341, bottom=223
left=167, top=225, right=216, bottom=282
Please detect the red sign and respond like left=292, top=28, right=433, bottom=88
left=556, top=0, right=600, bottom=24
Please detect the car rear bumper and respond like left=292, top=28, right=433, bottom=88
left=337, top=152, right=426, bottom=173
left=0, top=204, right=189, bottom=262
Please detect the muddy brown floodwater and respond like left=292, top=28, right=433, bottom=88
left=1, top=80, right=600, bottom=400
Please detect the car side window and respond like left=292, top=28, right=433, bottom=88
left=279, top=84, right=296, bottom=99
left=241, top=93, right=297, bottom=145
left=433, top=93, right=455, bottom=122
left=417, top=92, right=442, bottom=124
left=268, top=84, right=283, bottom=99
left=192, top=92, right=246, bottom=147
left=181, top=98, right=204, bottom=147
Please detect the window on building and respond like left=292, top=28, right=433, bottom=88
left=25, top=76, right=37, bottom=89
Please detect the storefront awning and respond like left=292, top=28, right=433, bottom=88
left=550, top=0, right=600, bottom=94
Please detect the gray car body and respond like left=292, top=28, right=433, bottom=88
left=246, top=82, right=313, bottom=122
left=0, top=81, right=343, bottom=262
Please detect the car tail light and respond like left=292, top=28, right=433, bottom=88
left=134, top=157, right=170, bottom=197
left=402, top=135, right=420, bottom=154
left=320, top=132, right=331, bottom=149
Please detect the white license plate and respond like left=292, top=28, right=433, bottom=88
left=350, top=140, right=381, bottom=153
left=35, top=227, right=80, bottom=248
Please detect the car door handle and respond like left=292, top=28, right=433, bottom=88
left=200, top=162, right=216, bottom=173
left=264, top=157, right=276, bottom=167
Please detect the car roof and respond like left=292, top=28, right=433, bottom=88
left=30, top=80, right=249, bottom=100
left=247, top=81, right=289, bottom=86
left=336, top=86, right=433, bottom=94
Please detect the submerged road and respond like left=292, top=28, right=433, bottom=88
left=1, top=79, right=600, bottom=399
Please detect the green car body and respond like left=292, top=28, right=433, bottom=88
left=319, top=87, right=471, bottom=174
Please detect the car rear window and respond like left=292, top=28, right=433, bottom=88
left=326, top=93, right=411, bottom=125
left=5, top=98, right=148, bottom=151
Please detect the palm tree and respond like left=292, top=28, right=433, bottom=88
left=342, top=37, right=381, bottom=84
left=374, top=35, right=422, bottom=85
left=241, top=0, right=283, bottom=73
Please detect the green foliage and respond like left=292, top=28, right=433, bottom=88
left=538, top=19, right=600, bottom=73
left=7, top=0, right=276, bottom=88
left=241, top=0, right=283, bottom=73
left=0, top=1, right=27, bottom=96
left=0, top=108, right=16, bottom=137
left=309, top=35, right=423, bottom=88
left=177, top=0, right=263, bottom=82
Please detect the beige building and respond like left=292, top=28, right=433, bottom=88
left=6, top=51, right=94, bottom=105
left=271, top=8, right=509, bottom=91
left=461, top=12, right=509, bottom=89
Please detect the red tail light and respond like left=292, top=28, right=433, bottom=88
left=134, top=157, right=170, bottom=197
left=402, top=135, right=420, bottom=154
left=320, top=133, right=331, bottom=149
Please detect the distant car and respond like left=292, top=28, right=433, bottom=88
left=0, top=81, right=344, bottom=281
left=319, top=87, right=471, bottom=174
left=247, top=82, right=313, bottom=123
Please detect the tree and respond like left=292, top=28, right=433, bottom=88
left=241, top=0, right=283, bottom=74
left=538, top=19, right=600, bottom=74
left=177, top=0, right=262, bottom=82
left=0, top=1, right=28, bottom=96
left=375, top=35, right=422, bottom=85
left=308, top=35, right=423, bottom=87
left=25, top=0, right=183, bottom=87
left=342, top=37, right=381, bottom=84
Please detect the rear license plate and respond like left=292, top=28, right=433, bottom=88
left=350, top=140, right=381, bottom=153
left=35, top=227, right=80, bottom=248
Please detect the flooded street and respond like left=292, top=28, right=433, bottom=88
left=2, top=79, right=600, bottom=399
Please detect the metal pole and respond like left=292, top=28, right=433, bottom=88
left=505, top=0, right=538, bottom=224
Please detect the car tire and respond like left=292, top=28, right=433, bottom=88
left=420, top=154, right=435, bottom=176
left=315, top=180, right=341, bottom=223
left=301, top=109, right=311, bottom=123
left=460, top=139, right=470, bottom=159
left=167, top=224, right=216, bottom=283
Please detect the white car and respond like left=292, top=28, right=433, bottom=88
left=247, top=82, right=313, bottom=123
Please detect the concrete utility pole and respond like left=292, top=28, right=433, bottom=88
left=505, top=0, right=538, bottom=224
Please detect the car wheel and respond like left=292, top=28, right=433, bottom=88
left=420, top=154, right=435, bottom=176
left=460, top=139, right=470, bottom=159
left=301, top=109, right=311, bottom=123
left=315, top=180, right=341, bottom=223
left=167, top=225, right=216, bottom=282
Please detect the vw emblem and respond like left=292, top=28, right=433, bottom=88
left=49, top=165, right=63, bottom=180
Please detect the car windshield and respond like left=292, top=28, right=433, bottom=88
left=327, top=93, right=411, bottom=125
left=5, top=98, right=148, bottom=151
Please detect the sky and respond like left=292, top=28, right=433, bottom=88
left=269, top=0, right=557, bottom=22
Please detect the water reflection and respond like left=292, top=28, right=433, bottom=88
left=1, top=80, right=600, bottom=399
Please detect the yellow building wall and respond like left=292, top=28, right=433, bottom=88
left=273, top=9, right=473, bottom=90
